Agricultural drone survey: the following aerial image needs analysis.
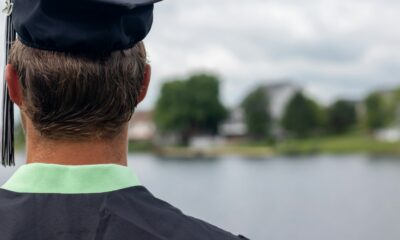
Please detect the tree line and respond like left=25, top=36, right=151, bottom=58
left=154, top=73, right=400, bottom=144
left=154, top=74, right=226, bottom=144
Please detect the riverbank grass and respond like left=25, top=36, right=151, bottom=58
left=277, top=134, right=400, bottom=155
left=149, top=134, right=400, bottom=158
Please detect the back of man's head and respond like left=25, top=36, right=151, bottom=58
left=8, top=40, right=147, bottom=140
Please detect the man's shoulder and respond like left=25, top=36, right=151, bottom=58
left=0, top=186, right=249, bottom=239
left=104, top=186, right=248, bottom=239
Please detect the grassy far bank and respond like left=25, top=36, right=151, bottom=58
left=14, top=130, right=400, bottom=157
left=128, top=140, right=275, bottom=158
left=128, top=133, right=400, bottom=158
left=276, top=134, right=400, bottom=156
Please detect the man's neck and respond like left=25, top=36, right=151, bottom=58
left=26, top=139, right=128, bottom=166
left=24, top=119, right=128, bottom=166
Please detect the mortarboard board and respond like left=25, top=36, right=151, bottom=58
left=13, top=0, right=162, bottom=53
left=1, top=0, right=163, bottom=166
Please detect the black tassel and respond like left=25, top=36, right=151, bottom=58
left=1, top=86, right=14, bottom=166
left=2, top=0, right=16, bottom=166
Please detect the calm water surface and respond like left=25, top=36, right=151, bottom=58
left=2, top=154, right=400, bottom=240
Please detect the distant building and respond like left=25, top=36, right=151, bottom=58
left=219, top=108, right=247, bottom=138
left=369, top=89, right=400, bottom=142
left=189, top=135, right=225, bottom=150
left=261, top=81, right=301, bottom=121
left=375, top=89, right=400, bottom=124
left=128, top=111, right=156, bottom=141
left=375, top=127, right=400, bottom=142
left=219, top=81, right=301, bottom=138
left=262, top=81, right=301, bottom=138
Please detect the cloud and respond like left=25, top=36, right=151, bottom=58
left=143, top=0, right=400, bottom=108
left=1, top=0, right=399, bottom=109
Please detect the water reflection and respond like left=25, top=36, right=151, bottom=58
left=2, top=154, right=400, bottom=240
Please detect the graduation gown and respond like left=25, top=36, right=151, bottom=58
left=0, top=163, right=248, bottom=239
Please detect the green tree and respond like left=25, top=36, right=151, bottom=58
left=392, top=89, right=400, bottom=124
left=154, top=74, right=226, bottom=144
left=327, top=100, right=357, bottom=134
left=241, top=88, right=271, bottom=139
left=365, top=93, right=387, bottom=130
left=282, top=92, right=321, bottom=138
left=382, top=88, right=400, bottom=125
left=185, top=74, right=227, bottom=133
left=394, top=88, right=400, bottom=99
left=154, top=80, right=190, bottom=135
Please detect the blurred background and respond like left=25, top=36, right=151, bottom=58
left=2, top=0, right=400, bottom=239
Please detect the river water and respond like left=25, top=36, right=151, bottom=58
left=1, top=154, right=400, bottom=240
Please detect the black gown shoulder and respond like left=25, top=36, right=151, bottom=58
left=0, top=186, right=249, bottom=240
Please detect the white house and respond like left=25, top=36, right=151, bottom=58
left=219, top=81, right=301, bottom=138
left=219, top=108, right=247, bottom=138
left=262, top=81, right=301, bottom=121
left=375, top=127, right=400, bottom=142
left=128, top=111, right=156, bottom=141
left=365, top=89, right=400, bottom=142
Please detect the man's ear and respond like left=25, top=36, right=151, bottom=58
left=5, top=64, right=23, bottom=106
left=137, top=64, right=151, bottom=104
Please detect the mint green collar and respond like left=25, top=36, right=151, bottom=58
left=1, top=163, right=141, bottom=194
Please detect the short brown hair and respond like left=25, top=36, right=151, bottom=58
left=9, top=40, right=147, bottom=140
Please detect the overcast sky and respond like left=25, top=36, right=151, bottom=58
left=1, top=0, right=400, bottom=109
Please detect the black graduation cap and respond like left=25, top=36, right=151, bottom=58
left=1, top=0, right=163, bottom=166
